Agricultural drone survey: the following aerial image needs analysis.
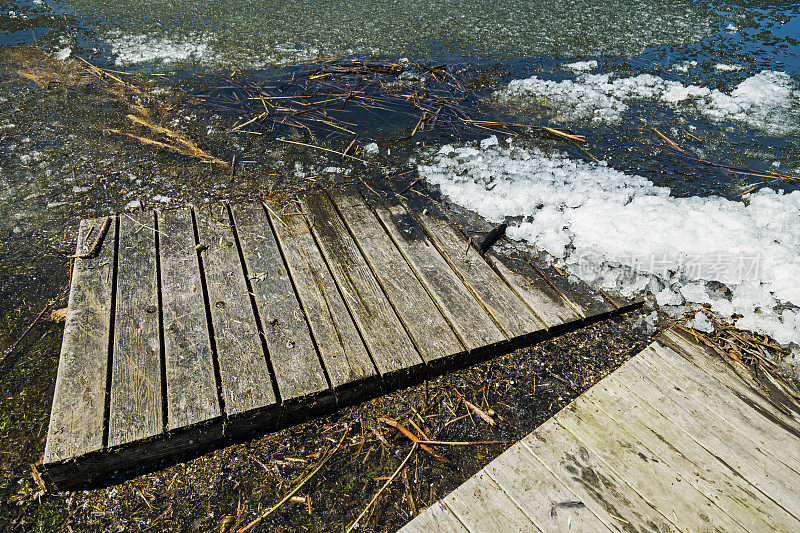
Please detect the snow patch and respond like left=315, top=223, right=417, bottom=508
left=109, top=33, right=210, bottom=66
left=417, top=139, right=800, bottom=347
left=493, top=70, right=800, bottom=136
left=564, top=60, right=598, bottom=72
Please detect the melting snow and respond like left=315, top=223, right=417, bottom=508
left=418, top=138, right=800, bottom=348
left=109, top=33, right=210, bottom=65
left=494, top=70, right=800, bottom=136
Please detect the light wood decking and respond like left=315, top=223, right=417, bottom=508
left=402, top=328, right=800, bottom=532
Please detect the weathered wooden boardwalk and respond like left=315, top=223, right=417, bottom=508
left=44, top=186, right=636, bottom=488
left=402, top=328, right=800, bottom=533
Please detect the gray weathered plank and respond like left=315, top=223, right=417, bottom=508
left=45, top=217, right=117, bottom=463
left=484, top=443, right=614, bottom=532
left=402, top=500, right=469, bottom=532
left=662, top=329, right=800, bottom=433
left=299, top=192, right=423, bottom=379
left=558, top=399, right=749, bottom=532
left=108, top=211, right=163, bottom=448
left=411, top=208, right=546, bottom=339
left=157, top=209, right=220, bottom=430
left=634, top=345, right=800, bottom=476
left=230, top=203, right=330, bottom=403
left=482, top=250, right=582, bottom=329
left=618, top=359, right=800, bottom=515
left=330, top=189, right=464, bottom=364
left=371, top=201, right=506, bottom=351
left=530, top=251, right=615, bottom=318
left=584, top=373, right=800, bottom=533
left=521, top=420, right=677, bottom=532
left=267, top=206, right=376, bottom=397
left=443, top=471, right=541, bottom=532
left=194, top=205, right=276, bottom=415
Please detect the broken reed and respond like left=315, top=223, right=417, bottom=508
left=198, top=57, right=541, bottom=142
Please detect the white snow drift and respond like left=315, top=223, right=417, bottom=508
left=419, top=138, right=800, bottom=348
left=494, top=70, right=800, bottom=137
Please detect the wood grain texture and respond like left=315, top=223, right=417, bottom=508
left=412, top=208, right=545, bottom=338
left=558, top=399, right=748, bottom=532
left=482, top=249, right=581, bottom=329
left=443, top=471, right=541, bottom=532
left=195, top=205, right=276, bottom=415
left=157, top=209, right=220, bottom=430
left=299, top=192, right=423, bottom=378
left=45, top=217, right=117, bottom=463
left=108, top=211, right=163, bottom=448
left=484, top=443, right=614, bottom=533
left=521, top=420, right=677, bottom=532
left=231, top=203, right=330, bottom=402
left=530, top=251, right=615, bottom=319
left=330, top=189, right=464, bottom=364
left=618, top=358, right=800, bottom=516
left=372, top=202, right=505, bottom=351
left=402, top=500, right=469, bottom=532
left=583, top=374, right=800, bottom=533
left=267, top=207, right=376, bottom=396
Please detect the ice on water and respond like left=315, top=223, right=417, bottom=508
left=494, top=70, right=800, bottom=137
left=419, top=138, right=800, bottom=348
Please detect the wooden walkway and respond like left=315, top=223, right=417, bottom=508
left=43, top=186, right=636, bottom=488
left=402, top=328, right=800, bottom=533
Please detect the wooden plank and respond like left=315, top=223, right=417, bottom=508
left=521, top=419, right=677, bottom=532
left=401, top=501, right=469, bottom=532
left=267, top=207, right=376, bottom=398
left=443, top=471, right=541, bottom=532
left=558, top=400, right=749, bottom=532
left=530, top=251, right=615, bottom=318
left=299, top=192, right=423, bottom=379
left=483, top=443, right=614, bottom=532
left=230, top=203, right=330, bottom=403
left=45, top=217, right=117, bottom=463
left=617, top=359, right=800, bottom=515
left=194, top=205, right=276, bottom=415
left=108, top=211, right=163, bottom=448
left=583, top=373, right=800, bottom=533
left=482, top=250, right=582, bottom=329
left=662, top=329, right=800, bottom=433
left=411, top=208, right=546, bottom=338
left=157, top=209, right=220, bottom=430
left=329, top=189, right=464, bottom=364
left=370, top=201, right=506, bottom=351
left=634, top=345, right=800, bottom=476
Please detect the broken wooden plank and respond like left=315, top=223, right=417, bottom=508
left=108, top=211, right=163, bottom=448
left=411, top=207, right=546, bottom=338
left=329, top=188, right=464, bottom=364
left=45, top=217, right=117, bottom=463
left=230, top=203, right=330, bottom=404
left=267, top=205, right=377, bottom=400
left=299, top=192, right=423, bottom=381
left=194, top=205, right=277, bottom=415
left=371, top=201, right=506, bottom=351
left=157, top=209, right=220, bottom=431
